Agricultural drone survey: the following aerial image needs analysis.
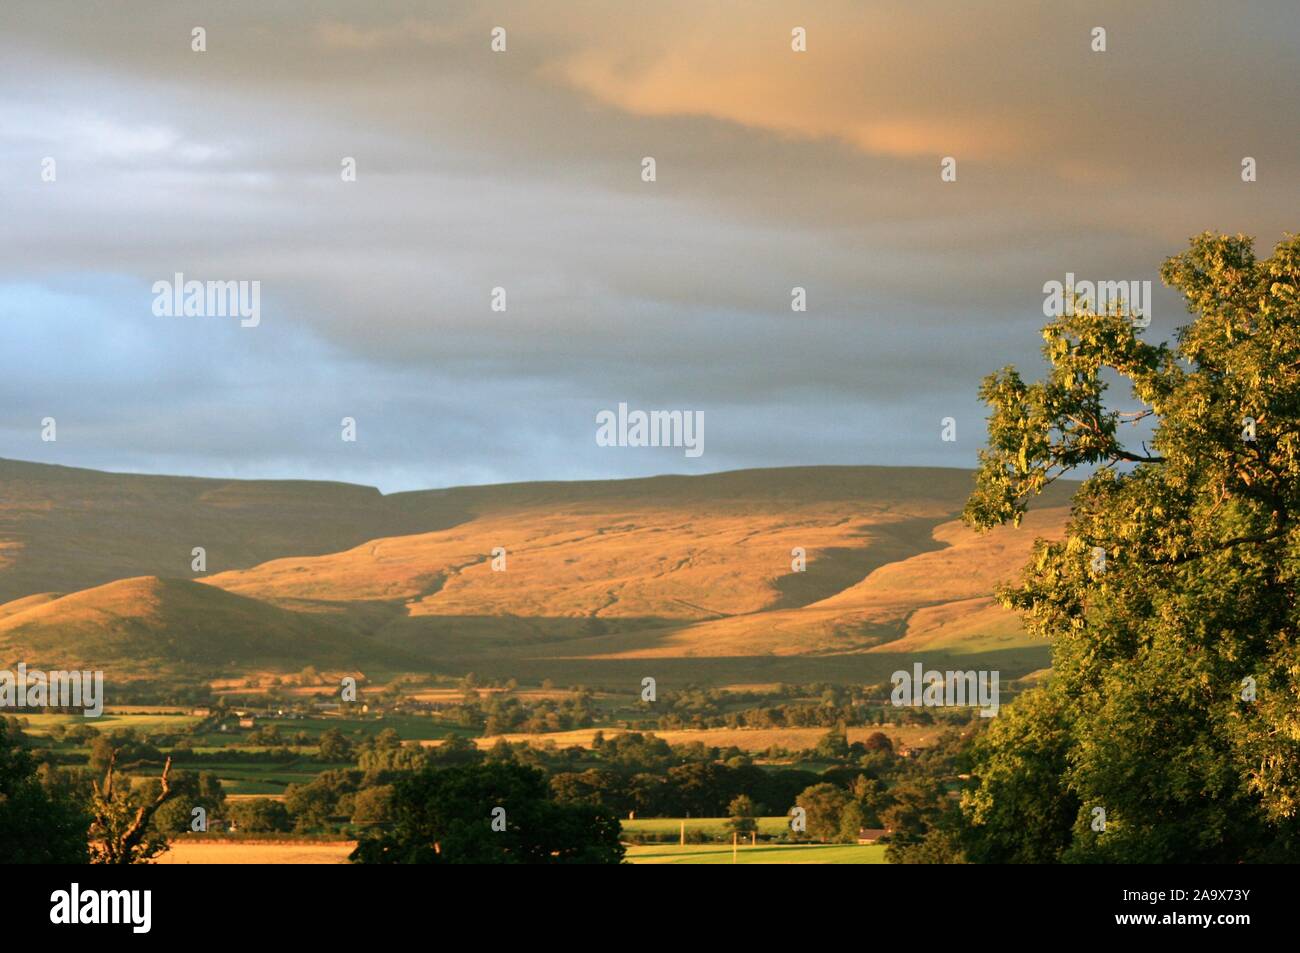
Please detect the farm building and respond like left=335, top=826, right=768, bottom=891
left=856, top=828, right=890, bottom=845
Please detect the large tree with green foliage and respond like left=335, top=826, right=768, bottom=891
left=0, top=719, right=88, bottom=863
left=351, top=762, right=624, bottom=864
left=961, top=232, right=1300, bottom=862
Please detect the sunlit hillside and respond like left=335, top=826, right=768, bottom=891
left=0, top=460, right=1073, bottom=684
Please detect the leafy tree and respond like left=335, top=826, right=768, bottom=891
left=357, top=731, right=428, bottom=781
left=794, top=783, right=850, bottom=842
left=89, top=729, right=162, bottom=775
left=962, top=232, right=1300, bottom=862
left=961, top=689, right=1077, bottom=863
left=0, top=719, right=88, bottom=863
left=849, top=774, right=888, bottom=827
left=428, top=734, right=484, bottom=767
left=550, top=769, right=630, bottom=815
left=485, top=738, right=517, bottom=764
left=863, top=731, right=893, bottom=754
left=879, top=779, right=945, bottom=851
left=150, top=771, right=225, bottom=834
left=814, top=725, right=850, bottom=760
left=889, top=827, right=968, bottom=864
left=248, top=724, right=283, bottom=746
left=351, top=784, right=394, bottom=825
left=351, top=763, right=623, bottom=864
left=229, top=798, right=292, bottom=833
left=837, top=800, right=866, bottom=844
left=663, top=762, right=740, bottom=817
left=727, top=794, right=759, bottom=835
left=285, top=769, right=362, bottom=831
left=598, top=732, right=673, bottom=771
left=317, top=727, right=353, bottom=763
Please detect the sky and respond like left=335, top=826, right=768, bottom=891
left=1, top=0, right=1296, bottom=492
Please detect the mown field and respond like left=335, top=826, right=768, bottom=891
left=462, top=724, right=947, bottom=752
left=622, top=816, right=793, bottom=838
left=625, top=844, right=887, bottom=864
left=157, top=841, right=357, bottom=864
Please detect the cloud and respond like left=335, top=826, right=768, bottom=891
left=0, top=0, right=1295, bottom=490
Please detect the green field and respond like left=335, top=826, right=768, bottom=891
left=625, top=843, right=887, bottom=864
left=188, top=715, right=469, bottom=747
left=622, top=816, right=792, bottom=839
left=180, top=761, right=354, bottom=795
left=17, top=712, right=200, bottom=736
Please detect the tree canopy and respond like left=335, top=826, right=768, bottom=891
left=351, top=762, right=624, bottom=864
left=0, top=718, right=88, bottom=863
left=962, top=232, right=1300, bottom=862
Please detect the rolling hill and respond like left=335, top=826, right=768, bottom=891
left=0, top=459, right=1075, bottom=684
left=0, top=575, right=400, bottom=675
left=0, top=457, right=469, bottom=605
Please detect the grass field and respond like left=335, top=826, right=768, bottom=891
left=17, top=711, right=200, bottom=736
left=622, top=816, right=792, bottom=838
left=157, top=841, right=356, bottom=864
left=188, top=714, right=464, bottom=747
left=178, top=760, right=354, bottom=795
left=625, top=843, right=887, bottom=864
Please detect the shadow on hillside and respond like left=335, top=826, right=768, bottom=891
left=769, top=514, right=957, bottom=610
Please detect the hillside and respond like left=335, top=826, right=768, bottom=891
left=0, top=460, right=1076, bottom=684
left=0, top=457, right=468, bottom=605
left=0, top=576, right=395, bottom=674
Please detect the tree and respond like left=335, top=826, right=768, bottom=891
left=889, top=827, right=967, bottom=864
left=285, top=769, right=362, bottom=831
left=863, top=732, right=893, bottom=754
left=89, top=729, right=162, bottom=776
left=0, top=719, right=87, bottom=863
left=961, top=689, right=1077, bottom=863
left=727, top=794, right=758, bottom=835
left=837, top=800, right=866, bottom=844
left=428, top=733, right=484, bottom=767
left=849, top=774, right=888, bottom=827
left=814, top=725, right=849, bottom=760
left=351, top=785, right=394, bottom=825
left=794, top=783, right=850, bottom=842
left=229, top=799, right=292, bottom=833
left=317, top=727, right=352, bottom=763
left=879, top=779, right=945, bottom=851
left=351, top=763, right=623, bottom=864
left=357, top=732, right=428, bottom=781
left=150, top=771, right=226, bottom=834
left=248, top=724, right=283, bottom=746
left=962, top=232, right=1300, bottom=862
left=88, top=753, right=176, bottom=864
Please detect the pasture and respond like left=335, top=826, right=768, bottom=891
left=625, top=843, right=887, bottom=864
